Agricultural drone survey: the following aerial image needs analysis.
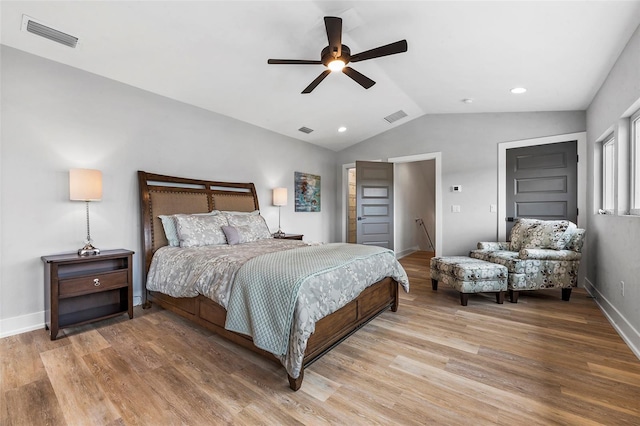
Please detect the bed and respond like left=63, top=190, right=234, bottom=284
left=138, top=171, right=409, bottom=390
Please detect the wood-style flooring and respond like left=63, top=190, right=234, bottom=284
left=2, top=251, right=639, bottom=425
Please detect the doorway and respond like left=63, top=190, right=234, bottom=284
left=342, top=152, right=442, bottom=256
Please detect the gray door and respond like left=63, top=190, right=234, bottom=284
left=506, top=141, right=578, bottom=236
left=356, top=161, right=394, bottom=249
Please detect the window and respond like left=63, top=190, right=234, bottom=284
left=631, top=110, right=640, bottom=215
left=602, top=134, right=615, bottom=213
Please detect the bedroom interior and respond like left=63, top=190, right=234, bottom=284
left=2, top=0, right=640, bottom=424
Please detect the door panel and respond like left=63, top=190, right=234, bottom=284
left=506, top=141, right=577, bottom=235
left=356, top=161, right=394, bottom=249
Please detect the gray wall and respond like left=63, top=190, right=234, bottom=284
left=0, top=46, right=337, bottom=335
left=335, top=112, right=586, bottom=255
left=585, top=23, right=640, bottom=354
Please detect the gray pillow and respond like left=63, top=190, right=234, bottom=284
left=159, top=211, right=220, bottom=247
left=221, top=225, right=241, bottom=245
left=226, top=213, right=272, bottom=241
left=175, top=213, right=229, bottom=247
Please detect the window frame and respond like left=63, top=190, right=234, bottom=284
left=630, top=109, right=640, bottom=215
left=601, top=133, right=616, bottom=214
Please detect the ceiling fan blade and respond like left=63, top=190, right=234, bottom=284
left=342, top=67, right=375, bottom=89
left=324, top=16, right=342, bottom=58
left=268, top=59, right=322, bottom=65
left=350, top=40, right=408, bottom=63
left=302, top=70, right=331, bottom=94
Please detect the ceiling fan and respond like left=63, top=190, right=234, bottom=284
left=267, top=16, right=408, bottom=94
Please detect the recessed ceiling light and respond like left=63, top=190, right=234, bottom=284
left=510, top=87, right=527, bottom=94
left=338, top=126, right=347, bottom=133
left=462, top=98, right=473, bottom=104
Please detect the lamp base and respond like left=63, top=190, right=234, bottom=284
left=273, top=230, right=286, bottom=238
left=78, top=243, right=100, bottom=256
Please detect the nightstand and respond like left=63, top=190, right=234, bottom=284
left=42, top=249, right=134, bottom=340
left=273, top=233, right=304, bottom=240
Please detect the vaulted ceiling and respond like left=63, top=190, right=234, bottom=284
left=2, top=1, right=640, bottom=151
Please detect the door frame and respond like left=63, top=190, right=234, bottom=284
left=498, top=132, right=587, bottom=241
left=341, top=152, right=442, bottom=256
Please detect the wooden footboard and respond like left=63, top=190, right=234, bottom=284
left=146, top=276, right=399, bottom=390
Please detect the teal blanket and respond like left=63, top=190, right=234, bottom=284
left=224, top=243, right=392, bottom=356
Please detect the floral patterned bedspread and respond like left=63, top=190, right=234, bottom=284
left=145, top=239, right=410, bottom=379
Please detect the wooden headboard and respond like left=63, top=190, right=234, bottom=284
left=137, top=171, right=259, bottom=278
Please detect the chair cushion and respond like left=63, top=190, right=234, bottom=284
left=521, top=220, right=574, bottom=250
left=565, top=228, right=586, bottom=252
left=509, top=218, right=540, bottom=251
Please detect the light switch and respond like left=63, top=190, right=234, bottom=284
left=451, top=205, right=461, bottom=213
left=490, top=204, right=497, bottom=213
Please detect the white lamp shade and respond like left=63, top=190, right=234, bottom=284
left=273, top=187, right=287, bottom=206
left=69, top=169, right=102, bottom=201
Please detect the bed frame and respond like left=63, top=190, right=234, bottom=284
left=138, top=171, right=400, bottom=390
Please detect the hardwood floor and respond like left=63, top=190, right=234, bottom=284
left=2, top=250, right=639, bottom=425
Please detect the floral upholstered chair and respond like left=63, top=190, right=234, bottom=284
left=469, top=219, right=585, bottom=303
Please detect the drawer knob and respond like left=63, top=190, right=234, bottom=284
left=93, top=278, right=101, bottom=286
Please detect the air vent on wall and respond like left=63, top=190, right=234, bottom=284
left=21, top=15, right=78, bottom=48
left=298, top=126, right=314, bottom=134
left=384, top=110, right=408, bottom=124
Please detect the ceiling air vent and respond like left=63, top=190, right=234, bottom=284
left=298, top=126, right=314, bottom=134
left=384, top=110, right=408, bottom=124
left=21, top=15, right=78, bottom=48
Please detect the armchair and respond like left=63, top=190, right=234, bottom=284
left=469, top=219, right=585, bottom=302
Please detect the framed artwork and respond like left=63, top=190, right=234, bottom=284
left=294, top=172, right=321, bottom=212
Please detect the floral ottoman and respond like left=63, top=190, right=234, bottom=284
left=430, top=256, right=508, bottom=306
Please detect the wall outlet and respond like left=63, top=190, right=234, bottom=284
left=452, top=185, right=462, bottom=192
left=490, top=204, right=497, bottom=213
left=620, top=281, right=625, bottom=296
left=451, top=205, right=461, bottom=213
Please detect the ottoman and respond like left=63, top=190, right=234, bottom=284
left=430, top=256, right=508, bottom=306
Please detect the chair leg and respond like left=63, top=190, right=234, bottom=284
left=496, top=291, right=505, bottom=304
left=562, top=287, right=572, bottom=301
left=460, top=293, right=469, bottom=306
left=431, top=279, right=438, bottom=290
left=509, top=289, right=519, bottom=303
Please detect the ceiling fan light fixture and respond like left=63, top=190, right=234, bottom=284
left=328, top=59, right=345, bottom=72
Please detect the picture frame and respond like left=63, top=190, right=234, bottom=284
left=294, top=172, right=321, bottom=212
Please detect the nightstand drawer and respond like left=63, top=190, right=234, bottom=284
left=59, top=270, right=128, bottom=298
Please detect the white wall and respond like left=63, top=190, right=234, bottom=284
left=395, top=160, right=435, bottom=257
left=585, top=23, right=640, bottom=356
left=335, top=112, right=586, bottom=255
left=0, top=46, right=337, bottom=336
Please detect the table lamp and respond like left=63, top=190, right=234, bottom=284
left=273, top=187, right=287, bottom=237
left=69, top=168, right=102, bottom=255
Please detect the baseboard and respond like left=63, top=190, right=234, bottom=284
left=1, top=298, right=144, bottom=339
left=0, top=311, right=45, bottom=339
left=583, top=278, right=640, bottom=360
left=396, top=246, right=419, bottom=259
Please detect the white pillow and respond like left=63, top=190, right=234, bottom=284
left=159, top=215, right=180, bottom=247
